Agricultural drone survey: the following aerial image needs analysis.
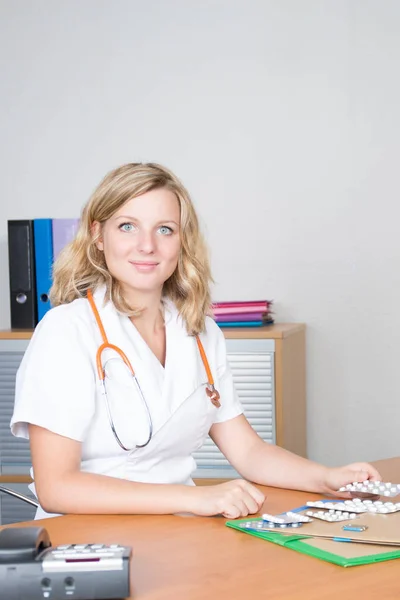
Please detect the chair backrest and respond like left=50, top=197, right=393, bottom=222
left=0, top=486, right=39, bottom=508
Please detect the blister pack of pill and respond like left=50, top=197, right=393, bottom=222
left=239, top=519, right=305, bottom=532
left=262, top=511, right=313, bottom=525
left=338, top=481, right=400, bottom=497
left=306, top=499, right=400, bottom=514
left=238, top=511, right=313, bottom=532
left=305, top=509, right=358, bottom=522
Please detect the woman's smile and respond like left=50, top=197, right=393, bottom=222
left=130, top=260, right=159, bottom=272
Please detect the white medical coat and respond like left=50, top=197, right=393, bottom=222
left=11, top=287, right=243, bottom=518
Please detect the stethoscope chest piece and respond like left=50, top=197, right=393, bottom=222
left=206, top=385, right=221, bottom=408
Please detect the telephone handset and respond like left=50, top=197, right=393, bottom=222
left=0, top=527, right=51, bottom=564
left=0, top=526, right=131, bottom=600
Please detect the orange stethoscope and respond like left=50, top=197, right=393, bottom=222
left=87, top=289, right=221, bottom=451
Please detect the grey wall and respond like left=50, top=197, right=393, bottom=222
left=1, top=0, right=399, bottom=465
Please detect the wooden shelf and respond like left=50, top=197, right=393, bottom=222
left=0, top=475, right=32, bottom=483
left=0, top=330, right=35, bottom=340
left=222, top=323, right=305, bottom=339
left=0, top=323, right=304, bottom=340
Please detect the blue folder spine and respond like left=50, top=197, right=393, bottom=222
left=33, top=219, right=53, bottom=322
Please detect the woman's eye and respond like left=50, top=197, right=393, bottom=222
left=119, top=223, right=135, bottom=232
left=158, top=226, right=173, bottom=235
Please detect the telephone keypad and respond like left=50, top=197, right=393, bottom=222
left=49, top=543, right=125, bottom=560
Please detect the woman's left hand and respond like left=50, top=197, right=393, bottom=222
left=322, top=462, right=382, bottom=497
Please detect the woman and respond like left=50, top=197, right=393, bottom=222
left=11, top=162, right=380, bottom=520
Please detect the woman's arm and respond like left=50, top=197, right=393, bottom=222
left=210, top=415, right=381, bottom=496
left=29, top=424, right=265, bottom=518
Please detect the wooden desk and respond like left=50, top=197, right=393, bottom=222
left=1, top=457, right=399, bottom=600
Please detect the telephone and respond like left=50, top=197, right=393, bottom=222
left=0, top=527, right=131, bottom=600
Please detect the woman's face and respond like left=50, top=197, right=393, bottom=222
left=94, top=187, right=181, bottom=299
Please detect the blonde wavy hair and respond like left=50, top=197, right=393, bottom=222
left=50, top=163, right=212, bottom=335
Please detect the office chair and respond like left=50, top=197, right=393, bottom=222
left=0, top=485, right=39, bottom=507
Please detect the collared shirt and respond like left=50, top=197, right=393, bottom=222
left=11, top=287, right=243, bottom=518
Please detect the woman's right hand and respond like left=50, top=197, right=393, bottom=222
left=190, top=479, right=265, bottom=519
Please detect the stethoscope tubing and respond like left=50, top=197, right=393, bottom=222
left=100, top=377, right=153, bottom=450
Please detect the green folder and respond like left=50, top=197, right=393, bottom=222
left=226, top=518, right=400, bottom=567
